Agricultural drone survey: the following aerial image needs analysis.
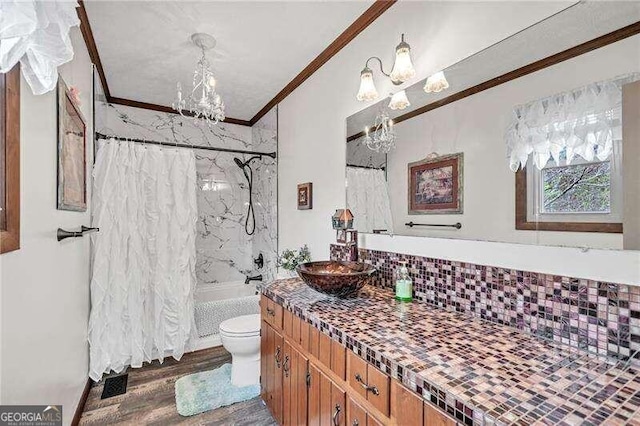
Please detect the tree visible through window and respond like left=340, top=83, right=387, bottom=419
left=541, top=161, right=611, bottom=214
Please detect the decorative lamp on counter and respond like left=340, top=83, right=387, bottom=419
left=332, top=209, right=354, bottom=230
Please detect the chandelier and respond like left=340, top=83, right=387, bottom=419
left=173, top=33, right=225, bottom=125
left=363, top=108, right=395, bottom=153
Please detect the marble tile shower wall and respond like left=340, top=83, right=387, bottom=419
left=330, top=245, right=640, bottom=360
left=97, top=103, right=277, bottom=286
left=251, top=108, right=278, bottom=284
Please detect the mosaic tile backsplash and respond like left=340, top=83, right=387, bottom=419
left=330, top=245, right=640, bottom=361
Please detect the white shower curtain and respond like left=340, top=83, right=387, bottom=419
left=88, top=139, right=198, bottom=381
left=346, top=166, right=394, bottom=234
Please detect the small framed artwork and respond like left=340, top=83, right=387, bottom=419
left=408, top=153, right=463, bottom=214
left=57, top=77, right=87, bottom=212
left=297, top=182, right=313, bottom=210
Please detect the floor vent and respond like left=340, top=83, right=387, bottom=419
left=101, top=374, right=128, bottom=399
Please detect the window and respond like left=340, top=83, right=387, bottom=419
left=1, top=65, right=20, bottom=254
left=516, top=147, right=623, bottom=233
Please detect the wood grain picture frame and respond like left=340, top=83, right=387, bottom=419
left=57, top=76, right=87, bottom=212
left=0, top=64, right=20, bottom=254
left=297, top=182, right=313, bottom=210
left=408, top=153, right=463, bottom=215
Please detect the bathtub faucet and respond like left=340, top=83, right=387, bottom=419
left=245, top=274, right=263, bottom=285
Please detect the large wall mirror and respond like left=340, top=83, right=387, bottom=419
left=345, top=2, right=640, bottom=251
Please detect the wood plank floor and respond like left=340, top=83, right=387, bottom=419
left=80, top=346, right=276, bottom=425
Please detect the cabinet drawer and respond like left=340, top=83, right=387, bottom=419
left=261, top=295, right=283, bottom=330
left=347, top=351, right=369, bottom=400
left=309, top=325, right=320, bottom=358
left=283, top=309, right=293, bottom=338
left=424, top=403, right=456, bottom=426
left=391, top=380, right=423, bottom=425
left=366, top=366, right=390, bottom=417
left=347, top=351, right=390, bottom=417
left=331, top=341, right=346, bottom=381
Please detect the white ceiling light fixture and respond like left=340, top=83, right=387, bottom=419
left=173, top=33, right=225, bottom=125
left=388, top=90, right=410, bottom=110
left=424, top=71, right=450, bottom=93
left=356, top=34, right=416, bottom=102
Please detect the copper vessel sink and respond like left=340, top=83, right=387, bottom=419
left=296, top=261, right=376, bottom=297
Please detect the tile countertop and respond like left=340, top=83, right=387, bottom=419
left=260, top=278, right=640, bottom=426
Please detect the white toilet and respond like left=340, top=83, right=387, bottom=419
left=219, top=314, right=261, bottom=387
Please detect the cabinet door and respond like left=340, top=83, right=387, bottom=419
left=261, top=320, right=270, bottom=403
left=347, top=396, right=367, bottom=426
left=308, top=363, right=321, bottom=426
left=284, top=341, right=309, bottom=426
left=330, top=380, right=346, bottom=426
left=391, top=380, right=423, bottom=426
left=273, top=328, right=284, bottom=425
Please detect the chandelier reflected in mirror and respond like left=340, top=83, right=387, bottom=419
left=173, top=33, right=225, bottom=125
left=363, top=107, right=395, bottom=153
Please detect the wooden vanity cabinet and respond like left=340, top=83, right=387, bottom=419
left=261, top=297, right=458, bottom=426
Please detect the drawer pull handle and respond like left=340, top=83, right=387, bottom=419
left=333, top=403, right=341, bottom=426
left=266, top=307, right=275, bottom=316
left=283, top=355, right=290, bottom=377
left=352, top=420, right=359, bottom=426
left=275, top=346, right=281, bottom=368
left=354, top=373, right=380, bottom=396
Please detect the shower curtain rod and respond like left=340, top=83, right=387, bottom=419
left=95, top=132, right=277, bottom=158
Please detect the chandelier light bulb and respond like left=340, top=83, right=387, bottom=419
left=390, top=34, right=416, bottom=84
left=388, top=90, right=410, bottom=110
left=356, top=67, right=379, bottom=102
left=424, top=71, right=449, bottom=93
left=208, top=76, right=216, bottom=89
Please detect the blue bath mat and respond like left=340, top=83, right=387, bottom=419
left=174, top=363, right=260, bottom=416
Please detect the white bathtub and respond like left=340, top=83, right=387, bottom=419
left=192, top=281, right=260, bottom=351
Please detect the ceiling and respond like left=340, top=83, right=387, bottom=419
left=83, top=0, right=374, bottom=121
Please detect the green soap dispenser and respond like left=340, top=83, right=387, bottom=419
left=395, top=262, right=413, bottom=302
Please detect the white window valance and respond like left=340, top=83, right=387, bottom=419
left=506, top=73, right=640, bottom=172
left=0, top=0, right=79, bottom=95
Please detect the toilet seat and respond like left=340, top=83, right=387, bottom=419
left=219, top=314, right=260, bottom=337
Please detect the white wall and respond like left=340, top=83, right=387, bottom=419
left=385, top=36, right=639, bottom=249
left=278, top=1, right=573, bottom=258
left=278, top=1, right=640, bottom=284
left=0, top=28, right=93, bottom=425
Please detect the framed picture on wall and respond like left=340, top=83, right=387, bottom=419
left=297, top=182, right=313, bottom=210
left=408, top=153, right=463, bottom=214
left=57, top=76, right=87, bottom=212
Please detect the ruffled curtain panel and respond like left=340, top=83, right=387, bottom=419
left=346, top=166, right=394, bottom=234
left=0, top=0, right=79, bottom=94
left=88, top=139, right=198, bottom=381
left=506, top=73, right=640, bottom=172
